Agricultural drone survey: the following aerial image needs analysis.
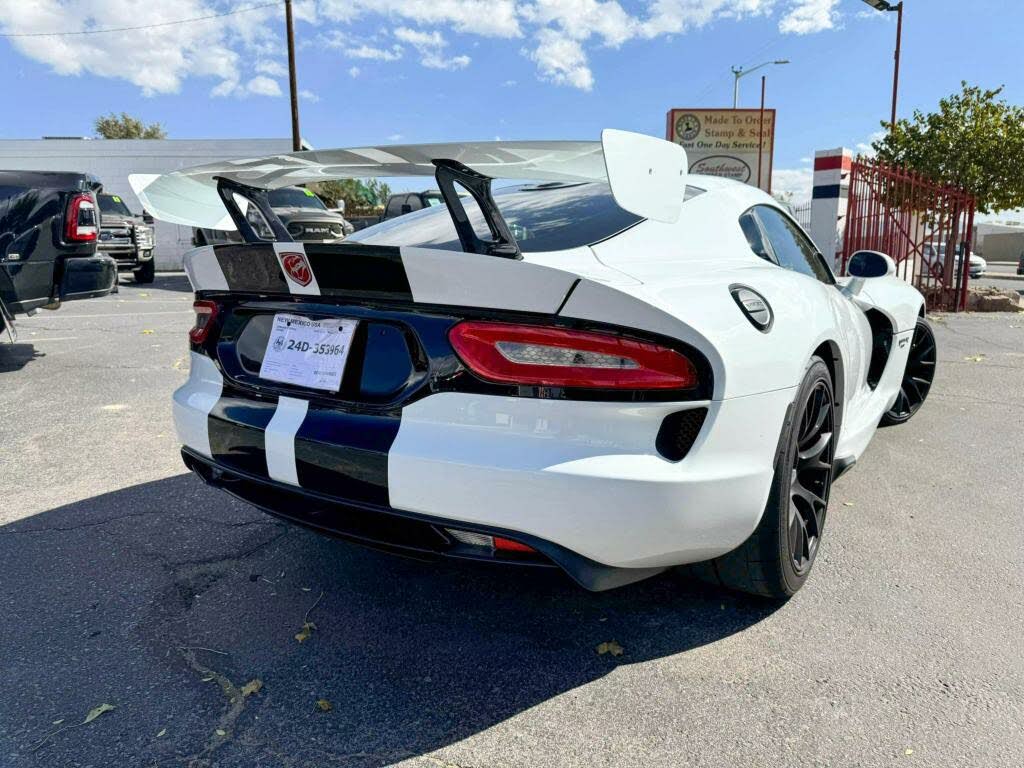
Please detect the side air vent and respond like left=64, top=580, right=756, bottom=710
left=656, top=407, right=708, bottom=462
left=730, top=285, right=773, bottom=332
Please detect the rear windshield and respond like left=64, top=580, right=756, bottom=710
left=348, top=182, right=643, bottom=253
left=268, top=187, right=328, bottom=210
left=98, top=194, right=132, bottom=217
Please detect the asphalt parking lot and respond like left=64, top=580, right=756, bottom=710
left=2, top=275, right=1022, bottom=767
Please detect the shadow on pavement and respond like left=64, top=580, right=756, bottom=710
left=116, top=273, right=194, bottom=293
left=1, top=474, right=780, bottom=766
left=0, top=342, right=44, bottom=373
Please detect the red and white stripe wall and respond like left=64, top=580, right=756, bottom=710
left=808, top=148, right=852, bottom=272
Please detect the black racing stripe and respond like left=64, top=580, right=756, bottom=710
left=304, top=244, right=412, bottom=301
left=207, top=390, right=275, bottom=477
left=293, top=409, right=400, bottom=506
left=214, top=244, right=288, bottom=293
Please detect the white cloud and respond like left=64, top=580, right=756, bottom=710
left=348, top=65, right=362, bottom=78
left=0, top=0, right=842, bottom=95
left=299, top=89, right=320, bottom=102
left=344, top=43, right=404, bottom=61
left=246, top=75, right=282, bottom=97
left=855, top=129, right=887, bottom=156
left=771, top=167, right=814, bottom=204
left=0, top=0, right=261, bottom=95
left=255, top=59, right=288, bottom=77
left=778, top=0, right=839, bottom=34
left=528, top=28, right=593, bottom=90
left=388, top=133, right=405, bottom=141
left=395, top=26, right=471, bottom=70
left=321, top=0, right=521, bottom=38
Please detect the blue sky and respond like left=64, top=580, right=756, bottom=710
left=1, top=0, right=1020, bottom=201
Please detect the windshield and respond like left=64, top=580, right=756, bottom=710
left=348, top=182, right=643, bottom=253
left=98, top=194, right=133, bottom=217
left=268, top=187, right=328, bottom=211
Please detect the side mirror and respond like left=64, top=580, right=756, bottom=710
left=848, top=250, right=895, bottom=278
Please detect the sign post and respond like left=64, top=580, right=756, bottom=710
left=665, top=107, right=776, bottom=193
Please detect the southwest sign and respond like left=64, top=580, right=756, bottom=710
left=665, top=108, right=775, bottom=193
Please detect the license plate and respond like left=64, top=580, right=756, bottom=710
left=259, top=313, right=358, bottom=392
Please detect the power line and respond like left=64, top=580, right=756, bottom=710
left=0, top=2, right=279, bottom=38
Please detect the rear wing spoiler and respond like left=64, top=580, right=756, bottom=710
left=129, top=130, right=689, bottom=251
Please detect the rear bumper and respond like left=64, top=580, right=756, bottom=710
left=60, top=255, right=117, bottom=301
left=181, top=448, right=656, bottom=591
left=173, top=352, right=793, bottom=581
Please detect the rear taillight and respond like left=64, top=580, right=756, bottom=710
left=189, top=300, right=219, bottom=344
left=65, top=193, right=97, bottom=242
left=445, top=528, right=537, bottom=554
left=448, top=321, right=698, bottom=390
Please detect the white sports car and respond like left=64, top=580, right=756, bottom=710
left=131, top=130, right=935, bottom=598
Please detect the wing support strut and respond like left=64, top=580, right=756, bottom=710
left=433, top=160, right=521, bottom=260
left=214, top=177, right=294, bottom=243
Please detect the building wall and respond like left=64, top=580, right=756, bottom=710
left=0, top=138, right=293, bottom=270
left=974, top=221, right=1024, bottom=255
left=980, top=231, right=1024, bottom=262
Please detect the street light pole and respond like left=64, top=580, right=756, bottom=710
left=890, top=1, right=903, bottom=129
left=285, top=0, right=301, bottom=151
left=861, top=0, right=904, bottom=132
left=731, top=60, right=789, bottom=108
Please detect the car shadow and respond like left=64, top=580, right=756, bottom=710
left=0, top=342, right=44, bottom=372
left=2, top=474, right=782, bottom=765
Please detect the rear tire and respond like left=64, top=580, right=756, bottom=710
left=134, top=257, right=155, bottom=284
left=879, top=317, right=935, bottom=426
left=692, top=357, right=836, bottom=599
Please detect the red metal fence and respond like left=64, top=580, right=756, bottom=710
left=841, top=158, right=976, bottom=311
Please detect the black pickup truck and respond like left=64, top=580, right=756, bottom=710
left=1, top=171, right=116, bottom=341
left=97, top=193, right=155, bottom=283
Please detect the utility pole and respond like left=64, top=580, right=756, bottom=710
left=285, top=0, right=301, bottom=151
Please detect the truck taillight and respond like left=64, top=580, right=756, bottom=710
left=189, top=300, right=219, bottom=344
left=448, top=321, right=698, bottom=390
left=65, top=193, right=97, bottom=242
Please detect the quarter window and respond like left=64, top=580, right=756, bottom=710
left=753, top=205, right=834, bottom=284
left=739, top=212, right=773, bottom=263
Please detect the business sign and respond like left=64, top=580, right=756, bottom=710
left=665, top=108, right=776, bottom=193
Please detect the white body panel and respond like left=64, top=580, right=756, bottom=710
left=388, top=388, right=793, bottom=568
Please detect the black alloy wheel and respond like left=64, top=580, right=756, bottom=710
left=881, top=317, right=936, bottom=426
left=693, top=356, right=836, bottom=599
left=788, top=380, right=835, bottom=575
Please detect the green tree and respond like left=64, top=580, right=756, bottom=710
left=872, top=82, right=1024, bottom=214
left=93, top=112, right=167, bottom=139
left=312, top=179, right=392, bottom=214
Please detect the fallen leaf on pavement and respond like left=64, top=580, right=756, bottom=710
left=295, top=621, right=316, bottom=643
left=241, top=679, right=263, bottom=697
left=842, top=501, right=854, bottom=507
left=596, top=640, right=624, bottom=656
left=84, top=704, right=116, bottom=724
left=963, top=354, right=985, bottom=362
left=156, top=728, right=166, bottom=738
left=51, top=719, right=64, bottom=726
left=315, top=699, right=333, bottom=712
left=141, top=329, right=155, bottom=335
left=216, top=728, right=226, bottom=737
left=905, top=748, right=914, bottom=756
